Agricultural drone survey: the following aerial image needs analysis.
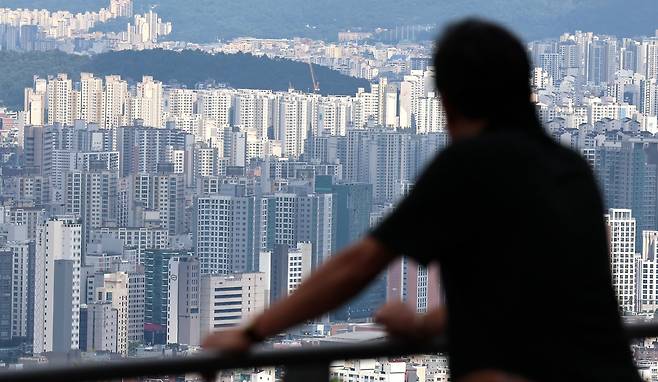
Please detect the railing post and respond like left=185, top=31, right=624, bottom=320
left=284, top=362, right=330, bottom=382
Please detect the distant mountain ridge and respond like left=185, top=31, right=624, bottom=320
left=2, top=0, right=657, bottom=42
left=0, top=49, right=369, bottom=110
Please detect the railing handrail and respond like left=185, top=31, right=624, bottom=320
left=1, top=322, right=657, bottom=382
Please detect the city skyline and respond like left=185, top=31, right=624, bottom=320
left=2, top=0, right=658, bottom=381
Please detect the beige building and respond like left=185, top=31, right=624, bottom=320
left=199, top=272, right=268, bottom=338
left=95, top=272, right=129, bottom=355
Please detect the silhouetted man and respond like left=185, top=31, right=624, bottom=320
left=203, top=19, right=642, bottom=382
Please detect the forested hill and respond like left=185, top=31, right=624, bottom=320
left=0, top=49, right=369, bottom=110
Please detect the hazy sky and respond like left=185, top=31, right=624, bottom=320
left=3, top=0, right=657, bottom=42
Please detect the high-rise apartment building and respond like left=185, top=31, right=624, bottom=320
left=259, top=243, right=312, bottom=304
left=90, top=227, right=169, bottom=264
left=197, top=90, right=233, bottom=128
left=605, top=209, right=637, bottom=313
left=103, top=75, right=130, bottom=130
left=143, top=249, right=193, bottom=331
left=0, top=250, right=13, bottom=341
left=260, top=193, right=298, bottom=251
left=167, top=257, right=200, bottom=346
left=274, top=93, right=313, bottom=158
left=296, top=193, right=333, bottom=268
left=0, top=240, right=33, bottom=341
left=95, top=272, right=129, bottom=355
left=596, top=140, right=658, bottom=250
left=83, top=302, right=118, bottom=353
left=132, top=76, right=163, bottom=128
left=128, top=269, right=145, bottom=344
left=115, top=126, right=193, bottom=177
left=65, top=168, right=119, bottom=244
left=168, top=89, right=195, bottom=117
left=637, top=231, right=658, bottom=313
left=24, top=77, right=47, bottom=126
left=33, top=216, right=82, bottom=354
left=127, top=172, right=186, bottom=235
left=387, top=258, right=442, bottom=313
left=79, top=73, right=104, bottom=125
left=46, top=74, right=75, bottom=126
left=639, top=79, right=657, bottom=117
left=587, top=39, right=618, bottom=85
left=195, top=194, right=257, bottom=275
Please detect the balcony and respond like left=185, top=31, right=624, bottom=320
left=1, top=322, right=658, bottom=382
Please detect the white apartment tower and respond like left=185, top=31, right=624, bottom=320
left=197, top=90, right=232, bottom=127
left=257, top=242, right=313, bottom=300
left=639, top=79, right=657, bottom=117
left=284, top=242, right=312, bottom=295
left=24, top=77, right=47, bottom=126
left=605, top=209, right=638, bottom=314
left=399, top=69, right=434, bottom=129
left=415, top=92, right=446, bottom=134
left=234, top=92, right=257, bottom=130
left=353, top=87, right=379, bottom=128
left=276, top=93, right=311, bottom=158
left=168, top=88, right=195, bottom=117
left=79, top=73, right=104, bottom=125
left=194, top=146, right=219, bottom=179
left=637, top=231, right=658, bottom=314
left=47, top=74, right=75, bottom=126
left=110, top=0, right=133, bottom=17
left=647, top=40, right=658, bottom=80
left=131, top=173, right=185, bottom=235
left=103, top=75, right=130, bottom=130
left=132, top=76, right=163, bottom=128
left=65, top=169, right=119, bottom=242
left=33, top=216, right=82, bottom=354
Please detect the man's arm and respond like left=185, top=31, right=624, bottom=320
left=202, top=236, right=396, bottom=351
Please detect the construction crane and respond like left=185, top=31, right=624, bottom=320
left=308, top=58, right=320, bottom=94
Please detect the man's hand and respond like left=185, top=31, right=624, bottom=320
left=374, top=301, right=422, bottom=338
left=375, top=302, right=447, bottom=339
left=201, top=328, right=253, bottom=353
left=202, top=238, right=395, bottom=354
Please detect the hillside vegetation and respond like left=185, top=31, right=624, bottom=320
left=0, top=49, right=369, bottom=110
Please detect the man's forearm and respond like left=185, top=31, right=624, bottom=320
left=249, top=237, right=393, bottom=339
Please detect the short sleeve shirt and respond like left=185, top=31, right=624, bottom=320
left=370, top=129, right=640, bottom=382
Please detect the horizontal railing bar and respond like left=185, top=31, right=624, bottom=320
left=0, top=323, right=655, bottom=382
left=1, top=339, right=450, bottom=382
left=623, top=322, right=658, bottom=339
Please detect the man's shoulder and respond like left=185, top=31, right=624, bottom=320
left=436, top=130, right=591, bottom=174
left=445, top=131, right=580, bottom=158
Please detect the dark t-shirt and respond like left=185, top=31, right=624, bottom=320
left=370, top=128, right=641, bottom=382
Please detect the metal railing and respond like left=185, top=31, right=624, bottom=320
left=1, top=322, right=657, bottom=382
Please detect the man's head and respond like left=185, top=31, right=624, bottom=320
left=433, top=19, right=539, bottom=140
